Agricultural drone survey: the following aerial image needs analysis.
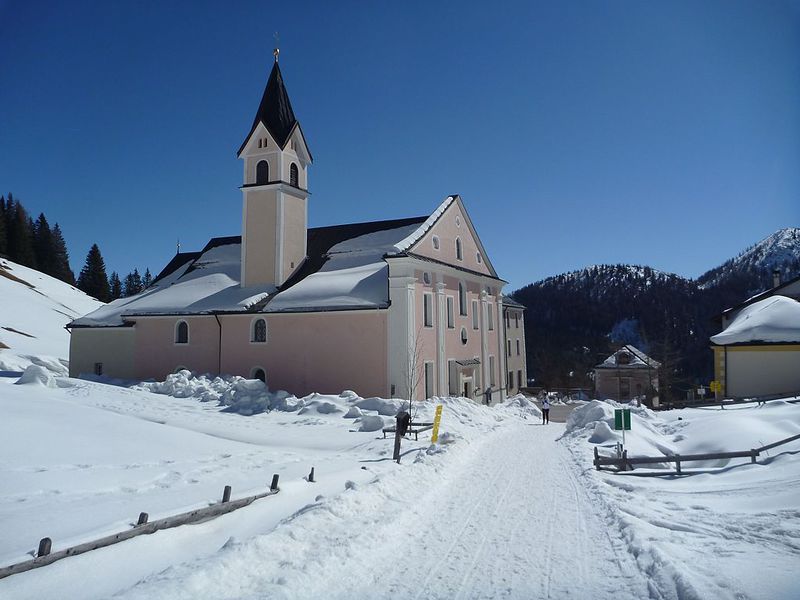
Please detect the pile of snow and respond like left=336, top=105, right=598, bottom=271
left=565, top=397, right=800, bottom=469
left=136, top=372, right=544, bottom=434
left=0, top=258, right=103, bottom=374
left=561, top=397, right=800, bottom=599
left=14, top=364, right=57, bottom=387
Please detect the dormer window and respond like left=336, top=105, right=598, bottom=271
left=290, top=163, right=299, bottom=187
left=256, top=160, right=269, bottom=184
left=456, top=238, right=463, bottom=261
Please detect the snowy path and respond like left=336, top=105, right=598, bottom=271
left=119, top=422, right=651, bottom=600
left=340, top=423, right=649, bottom=600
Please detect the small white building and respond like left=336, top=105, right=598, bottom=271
left=593, top=345, right=659, bottom=404
left=711, top=295, right=800, bottom=399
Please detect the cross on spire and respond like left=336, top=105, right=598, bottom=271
left=273, top=32, right=280, bottom=62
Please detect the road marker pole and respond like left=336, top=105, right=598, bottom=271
left=431, top=404, right=443, bottom=443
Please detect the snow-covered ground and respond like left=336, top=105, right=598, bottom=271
left=1, top=369, right=798, bottom=599
left=0, top=258, right=103, bottom=374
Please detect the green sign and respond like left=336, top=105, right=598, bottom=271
left=614, top=408, right=631, bottom=431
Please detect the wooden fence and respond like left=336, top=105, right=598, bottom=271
left=593, top=432, right=800, bottom=474
left=0, top=474, right=281, bottom=580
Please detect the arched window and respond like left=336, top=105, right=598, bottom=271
left=252, top=367, right=266, bottom=383
left=458, top=282, right=467, bottom=316
left=456, top=238, right=463, bottom=261
left=290, top=163, right=299, bottom=187
left=251, top=318, right=267, bottom=343
left=256, top=160, right=269, bottom=184
left=175, top=320, right=189, bottom=344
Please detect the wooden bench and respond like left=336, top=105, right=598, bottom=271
left=382, top=421, right=434, bottom=441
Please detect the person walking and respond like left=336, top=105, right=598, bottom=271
left=541, top=396, right=550, bottom=424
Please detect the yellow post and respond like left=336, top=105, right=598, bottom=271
left=431, top=404, right=443, bottom=443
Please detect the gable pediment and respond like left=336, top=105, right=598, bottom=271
left=408, top=196, right=497, bottom=278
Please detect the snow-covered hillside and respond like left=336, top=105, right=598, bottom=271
left=698, top=227, right=800, bottom=290
left=0, top=258, right=103, bottom=374
left=1, top=370, right=798, bottom=599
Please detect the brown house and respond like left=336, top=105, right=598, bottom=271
left=594, top=345, right=660, bottom=405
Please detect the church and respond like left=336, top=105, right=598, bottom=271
left=68, top=56, right=526, bottom=402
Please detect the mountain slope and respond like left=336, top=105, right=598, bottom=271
left=698, top=228, right=800, bottom=290
left=511, top=228, right=800, bottom=396
left=0, top=258, right=104, bottom=374
left=513, top=264, right=710, bottom=392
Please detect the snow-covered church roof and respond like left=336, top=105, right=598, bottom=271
left=70, top=213, right=431, bottom=327
left=711, top=295, right=800, bottom=345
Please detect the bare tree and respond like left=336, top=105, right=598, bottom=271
left=402, top=326, right=426, bottom=419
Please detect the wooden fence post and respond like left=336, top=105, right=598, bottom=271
left=222, top=485, right=232, bottom=503
left=594, top=447, right=600, bottom=470
left=675, top=456, right=681, bottom=475
left=270, top=474, right=280, bottom=492
left=308, top=467, right=315, bottom=483
left=137, top=512, right=149, bottom=526
left=37, top=538, right=51, bottom=557
left=751, top=449, right=757, bottom=464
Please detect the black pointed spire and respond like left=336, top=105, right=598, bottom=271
left=238, top=61, right=298, bottom=156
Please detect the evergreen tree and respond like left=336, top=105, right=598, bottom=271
left=7, top=196, right=37, bottom=268
left=142, top=268, right=153, bottom=289
left=123, top=268, right=143, bottom=297
left=33, top=213, right=54, bottom=276
left=0, top=195, right=7, bottom=256
left=77, top=244, right=111, bottom=302
left=50, top=223, right=75, bottom=284
left=108, top=271, right=122, bottom=300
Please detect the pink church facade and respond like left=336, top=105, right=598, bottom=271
left=68, top=60, right=524, bottom=402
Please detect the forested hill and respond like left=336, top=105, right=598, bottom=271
left=511, top=228, right=800, bottom=397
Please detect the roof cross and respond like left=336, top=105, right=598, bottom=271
left=273, top=32, right=280, bottom=62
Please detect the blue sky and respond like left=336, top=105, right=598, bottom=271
left=1, top=0, right=798, bottom=291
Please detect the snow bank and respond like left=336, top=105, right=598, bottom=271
left=14, top=364, right=57, bottom=387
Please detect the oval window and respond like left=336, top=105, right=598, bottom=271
left=423, top=272, right=431, bottom=285
left=432, top=236, right=440, bottom=250
left=460, top=327, right=468, bottom=345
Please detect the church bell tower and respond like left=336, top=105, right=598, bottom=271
left=238, top=49, right=312, bottom=288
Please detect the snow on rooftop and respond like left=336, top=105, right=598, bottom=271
left=598, top=344, right=659, bottom=368
left=71, top=217, right=434, bottom=324
left=71, top=243, right=273, bottom=327
left=265, top=221, right=423, bottom=312
left=394, top=195, right=454, bottom=252
left=711, top=295, right=800, bottom=345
